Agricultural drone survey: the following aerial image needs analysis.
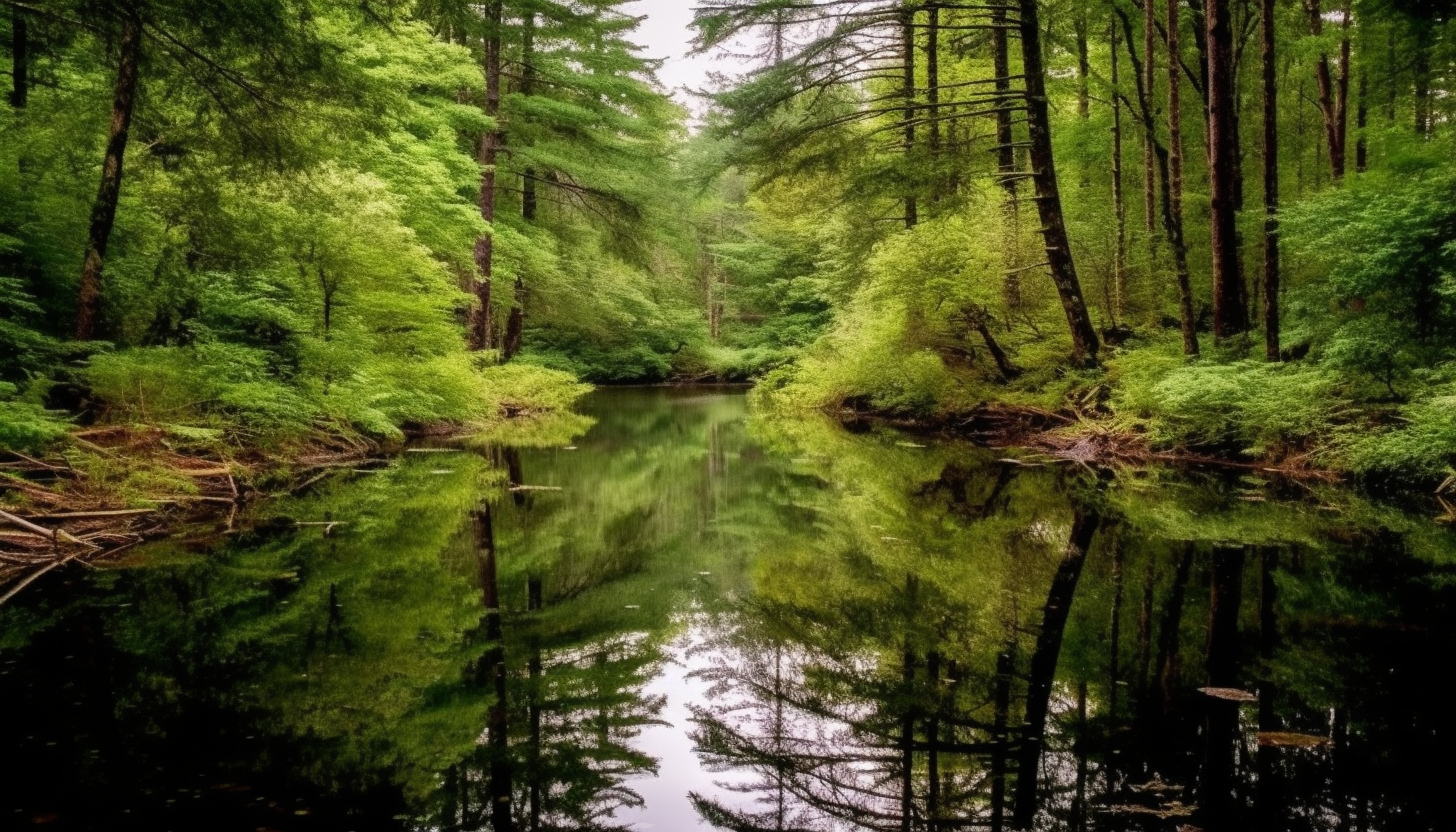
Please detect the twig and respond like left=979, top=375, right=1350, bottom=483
left=2, top=451, right=67, bottom=472
left=25, top=509, right=157, bottom=521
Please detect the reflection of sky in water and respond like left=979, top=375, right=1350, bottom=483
left=619, top=619, right=752, bottom=830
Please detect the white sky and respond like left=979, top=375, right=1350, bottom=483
left=622, top=1, right=753, bottom=117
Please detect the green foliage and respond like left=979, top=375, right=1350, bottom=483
left=479, top=363, right=592, bottom=414
left=1283, top=164, right=1456, bottom=396
left=0, top=382, right=70, bottom=452
left=1110, top=347, right=1344, bottom=457
left=1343, top=384, right=1456, bottom=479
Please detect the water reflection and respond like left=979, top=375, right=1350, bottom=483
left=0, top=387, right=1452, bottom=831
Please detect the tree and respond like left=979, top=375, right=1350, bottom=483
left=1206, top=0, right=1249, bottom=340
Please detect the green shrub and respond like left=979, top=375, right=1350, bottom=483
left=480, top=363, right=592, bottom=415
left=86, top=345, right=316, bottom=440
left=1343, top=389, right=1456, bottom=479
left=0, top=382, right=70, bottom=452
left=1111, top=353, right=1343, bottom=457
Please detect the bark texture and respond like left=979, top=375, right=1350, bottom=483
left=76, top=11, right=142, bottom=341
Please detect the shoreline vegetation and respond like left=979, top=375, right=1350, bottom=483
left=6, top=0, right=1456, bottom=590
left=0, top=366, right=592, bottom=599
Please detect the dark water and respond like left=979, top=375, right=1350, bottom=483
left=2, top=387, right=1453, bottom=831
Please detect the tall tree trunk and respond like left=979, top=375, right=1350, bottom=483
left=9, top=7, right=26, bottom=109
left=1018, top=0, right=1101, bottom=367
left=1413, top=25, right=1433, bottom=136
left=1306, top=0, right=1351, bottom=179
left=1075, top=11, right=1091, bottom=122
left=1112, top=18, right=1130, bottom=316
left=471, top=0, right=504, bottom=351
left=1263, top=0, right=1281, bottom=361
left=1118, top=8, right=1197, bottom=354
left=1143, top=0, right=1158, bottom=239
left=1012, top=510, right=1102, bottom=829
left=993, top=5, right=1023, bottom=312
left=901, top=2, right=918, bottom=229
left=521, top=10, right=538, bottom=222
left=1207, top=0, right=1249, bottom=340
left=1168, top=0, right=1201, bottom=356
left=927, top=6, right=941, bottom=200
left=76, top=11, right=142, bottom=341
left=1355, top=67, right=1368, bottom=172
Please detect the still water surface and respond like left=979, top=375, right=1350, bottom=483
left=1, top=387, right=1452, bottom=831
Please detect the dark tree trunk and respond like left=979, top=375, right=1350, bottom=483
left=901, top=2, right=917, bottom=229
left=1207, top=0, right=1249, bottom=339
left=1355, top=67, right=1368, bottom=172
left=76, top=11, right=142, bottom=341
left=1107, top=541, right=1125, bottom=791
left=521, top=11, right=537, bottom=222
left=502, top=276, right=525, bottom=360
left=1263, top=0, right=1282, bottom=361
left=978, top=319, right=1025, bottom=381
left=993, top=4, right=1023, bottom=311
left=1168, top=0, right=1201, bottom=356
left=9, top=7, right=26, bottom=108
left=1306, top=0, right=1351, bottom=179
left=1413, top=26, right=1433, bottom=135
left=1012, top=510, right=1102, bottom=829
left=1112, top=18, right=1130, bottom=315
left=471, top=0, right=504, bottom=351
left=1075, top=11, right=1091, bottom=122
left=927, top=6, right=941, bottom=199
left=1017, top=0, right=1101, bottom=367
left=1118, top=8, right=1198, bottom=354
left=1143, top=0, right=1158, bottom=238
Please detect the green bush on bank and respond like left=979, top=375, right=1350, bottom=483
left=1107, top=346, right=1345, bottom=459
left=77, top=344, right=589, bottom=446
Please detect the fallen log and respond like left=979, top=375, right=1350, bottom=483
left=26, top=509, right=157, bottom=521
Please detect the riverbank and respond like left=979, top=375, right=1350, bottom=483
left=753, top=333, right=1456, bottom=490
left=0, top=364, right=594, bottom=600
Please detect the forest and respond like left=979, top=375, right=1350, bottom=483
left=3, top=4, right=1455, bottom=827
left=3, top=0, right=1456, bottom=494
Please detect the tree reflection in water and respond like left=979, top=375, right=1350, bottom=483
left=1, top=389, right=1452, bottom=831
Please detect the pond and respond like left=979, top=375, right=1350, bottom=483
left=1, top=386, right=1452, bottom=831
